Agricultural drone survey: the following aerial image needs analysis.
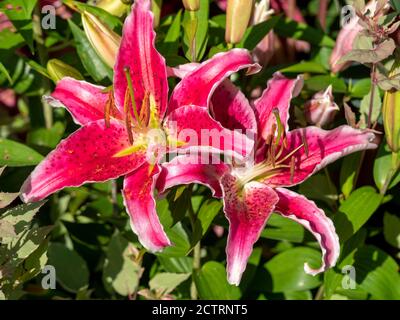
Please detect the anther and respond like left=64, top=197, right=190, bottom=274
left=290, top=156, right=295, bottom=184
left=301, top=131, right=309, bottom=157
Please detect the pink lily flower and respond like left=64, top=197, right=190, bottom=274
left=158, top=73, right=377, bottom=285
left=20, top=0, right=259, bottom=253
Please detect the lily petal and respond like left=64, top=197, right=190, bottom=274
left=114, top=0, right=168, bottom=119
left=211, top=80, right=257, bottom=134
left=169, top=49, right=260, bottom=112
left=164, top=105, right=255, bottom=161
left=21, top=120, right=146, bottom=202
left=274, top=188, right=340, bottom=275
left=157, top=154, right=230, bottom=198
left=254, top=72, right=303, bottom=140
left=167, top=63, right=199, bottom=78
left=222, top=175, right=279, bottom=285
left=123, top=163, right=171, bottom=252
left=47, top=77, right=121, bottom=125
left=264, top=126, right=377, bottom=187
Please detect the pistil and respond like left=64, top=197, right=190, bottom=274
left=123, top=66, right=142, bottom=128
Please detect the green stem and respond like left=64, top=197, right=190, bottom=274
left=191, top=241, right=201, bottom=300
left=367, top=63, right=377, bottom=129
left=315, top=285, right=325, bottom=300
left=33, top=5, right=53, bottom=129
left=187, top=185, right=201, bottom=300
left=354, top=63, right=377, bottom=187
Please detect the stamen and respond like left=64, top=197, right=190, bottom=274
left=124, top=88, right=134, bottom=144
left=123, top=66, right=142, bottom=128
left=301, top=131, right=309, bottom=157
left=270, top=143, right=276, bottom=168
left=140, top=91, right=150, bottom=126
left=104, top=92, right=112, bottom=128
left=264, top=133, right=273, bottom=146
left=276, top=143, right=304, bottom=165
left=290, top=156, right=296, bottom=184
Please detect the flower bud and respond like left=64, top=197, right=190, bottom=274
left=82, top=11, right=121, bottom=68
left=225, top=0, right=254, bottom=44
left=304, top=85, right=339, bottom=127
left=47, top=59, right=84, bottom=83
left=96, top=0, right=129, bottom=17
left=383, top=89, right=400, bottom=152
left=182, top=0, right=200, bottom=11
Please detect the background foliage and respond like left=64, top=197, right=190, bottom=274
left=0, top=0, right=399, bottom=300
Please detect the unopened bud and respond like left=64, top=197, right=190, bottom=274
left=47, top=59, right=84, bottom=83
left=383, top=89, right=400, bottom=152
left=82, top=11, right=121, bottom=68
left=182, top=0, right=200, bottom=11
left=96, top=0, right=129, bottom=17
left=304, top=85, right=339, bottom=127
left=225, top=0, right=254, bottom=44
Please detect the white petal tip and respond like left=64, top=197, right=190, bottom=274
left=304, top=263, right=324, bottom=276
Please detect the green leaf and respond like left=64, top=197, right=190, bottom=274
left=68, top=20, right=112, bottom=82
left=47, top=243, right=90, bottom=293
left=0, top=29, right=24, bottom=49
left=157, top=256, right=193, bottom=274
left=0, top=201, right=45, bottom=235
left=334, top=187, right=382, bottom=243
left=27, top=122, right=65, bottom=149
left=261, top=213, right=305, bottom=243
left=1, top=225, right=52, bottom=270
left=373, top=146, right=400, bottom=192
left=25, top=59, right=51, bottom=79
left=383, top=212, right=400, bottom=248
left=305, top=75, right=347, bottom=93
left=359, top=85, right=381, bottom=128
left=158, top=10, right=182, bottom=56
left=0, top=192, right=19, bottom=209
left=340, top=38, right=396, bottom=64
left=391, top=0, right=400, bottom=12
left=353, top=245, right=400, bottom=299
left=194, top=261, right=241, bottom=300
left=156, top=199, right=191, bottom=257
left=192, top=199, right=222, bottom=245
left=0, top=61, right=13, bottom=85
left=237, top=16, right=279, bottom=50
left=284, top=290, right=312, bottom=300
left=350, top=78, right=371, bottom=98
left=323, top=229, right=367, bottom=299
left=1, top=0, right=38, bottom=51
left=340, top=153, right=361, bottom=199
left=103, top=233, right=140, bottom=296
left=0, top=138, right=43, bottom=167
left=239, top=247, right=262, bottom=294
left=17, top=239, right=49, bottom=283
left=149, top=272, right=191, bottom=295
left=299, top=173, right=337, bottom=206
left=279, top=61, right=327, bottom=74
left=274, top=16, right=335, bottom=47
left=263, top=247, right=322, bottom=292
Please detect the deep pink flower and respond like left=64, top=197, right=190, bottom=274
left=158, top=72, right=377, bottom=285
left=21, top=0, right=259, bottom=253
